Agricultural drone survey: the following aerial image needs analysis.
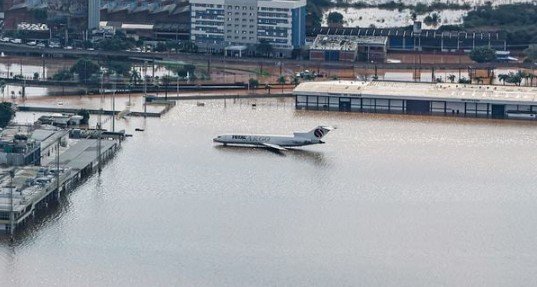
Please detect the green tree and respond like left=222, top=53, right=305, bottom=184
left=32, top=9, right=47, bottom=22
left=155, top=42, right=168, bottom=52
left=469, top=47, right=497, bottom=63
left=524, top=45, right=537, bottom=63
left=52, top=69, right=74, bottom=81
left=249, top=78, right=259, bottom=89
left=0, top=102, right=15, bottom=128
left=447, top=74, right=456, bottom=83
left=292, top=76, right=300, bottom=86
left=0, top=80, right=6, bottom=101
left=97, top=36, right=135, bottom=51
left=178, top=41, right=198, bottom=53
left=70, top=58, right=100, bottom=82
left=498, top=74, right=509, bottom=85
left=107, top=61, right=132, bottom=77
left=327, top=12, right=344, bottom=25
left=161, top=75, right=174, bottom=100
left=173, top=64, right=196, bottom=79
left=277, top=75, right=286, bottom=93
left=77, top=109, right=90, bottom=125
left=423, top=13, right=440, bottom=26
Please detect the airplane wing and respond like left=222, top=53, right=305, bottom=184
left=261, top=143, right=287, bottom=151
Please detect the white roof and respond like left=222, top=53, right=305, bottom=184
left=294, top=81, right=537, bottom=105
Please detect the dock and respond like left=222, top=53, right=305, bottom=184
left=17, top=106, right=165, bottom=117
left=0, top=138, right=119, bottom=235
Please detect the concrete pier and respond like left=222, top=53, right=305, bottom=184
left=0, top=139, right=119, bottom=234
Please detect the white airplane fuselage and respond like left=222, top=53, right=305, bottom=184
left=213, top=126, right=334, bottom=150
left=213, top=134, right=322, bottom=147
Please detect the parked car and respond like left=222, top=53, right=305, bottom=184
left=26, top=41, right=37, bottom=46
left=10, top=38, right=22, bottom=44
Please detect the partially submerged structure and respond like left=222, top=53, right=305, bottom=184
left=294, top=81, right=537, bottom=120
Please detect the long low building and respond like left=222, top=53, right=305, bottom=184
left=294, top=81, right=537, bottom=120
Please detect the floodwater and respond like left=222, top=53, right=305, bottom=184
left=3, top=98, right=537, bottom=286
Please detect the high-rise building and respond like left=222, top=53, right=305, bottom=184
left=190, top=0, right=306, bottom=56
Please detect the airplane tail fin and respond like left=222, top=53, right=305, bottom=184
left=294, top=126, right=335, bottom=140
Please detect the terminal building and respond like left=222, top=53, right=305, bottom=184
left=294, top=81, right=537, bottom=120
left=190, top=0, right=306, bottom=56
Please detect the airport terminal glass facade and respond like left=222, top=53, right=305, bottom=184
left=296, top=95, right=537, bottom=119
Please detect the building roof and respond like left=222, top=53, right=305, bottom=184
left=294, top=81, right=537, bottom=105
left=308, top=26, right=507, bottom=40
left=310, top=35, right=387, bottom=51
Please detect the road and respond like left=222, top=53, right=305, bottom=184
left=0, top=42, right=528, bottom=72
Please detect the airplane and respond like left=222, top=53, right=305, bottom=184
left=213, top=126, right=335, bottom=151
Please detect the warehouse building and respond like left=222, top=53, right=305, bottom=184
left=309, top=35, right=387, bottom=62
left=307, top=27, right=507, bottom=52
left=294, top=81, right=537, bottom=120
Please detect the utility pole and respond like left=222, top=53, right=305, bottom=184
left=143, top=61, right=147, bottom=117
left=56, top=137, right=60, bottom=199
left=97, top=109, right=102, bottom=174
left=42, top=54, right=46, bottom=80
left=112, top=79, right=116, bottom=132
left=9, top=169, right=15, bottom=240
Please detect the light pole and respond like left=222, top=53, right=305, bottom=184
left=9, top=169, right=15, bottom=240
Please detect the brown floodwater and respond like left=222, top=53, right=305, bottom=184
left=2, top=98, right=537, bottom=286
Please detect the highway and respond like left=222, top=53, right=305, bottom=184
left=0, top=42, right=528, bottom=71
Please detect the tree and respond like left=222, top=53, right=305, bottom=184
left=524, top=45, right=537, bottom=63
left=423, top=13, right=440, bottom=26
left=161, top=75, right=174, bottom=100
left=130, top=69, right=141, bottom=85
left=155, top=42, right=168, bottom=52
left=447, top=74, right=456, bottom=83
left=0, top=80, right=6, bottom=101
left=52, top=69, right=74, bottom=81
left=33, top=72, right=40, bottom=80
left=32, top=9, right=47, bottom=22
left=107, top=61, right=132, bottom=77
left=249, top=78, right=259, bottom=89
left=256, top=40, right=273, bottom=57
left=292, top=76, right=300, bottom=87
left=173, top=64, right=196, bottom=79
left=277, top=75, right=286, bottom=93
left=178, top=41, right=198, bottom=53
left=0, top=102, right=15, bottom=128
left=97, top=36, right=135, bottom=51
left=498, top=73, right=509, bottom=85
left=327, top=12, right=344, bottom=25
left=77, top=109, right=90, bottom=125
left=458, top=77, right=471, bottom=84
left=469, top=47, right=497, bottom=63
left=70, top=58, right=100, bottom=82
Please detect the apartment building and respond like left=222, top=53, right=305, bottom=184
left=190, top=0, right=306, bottom=56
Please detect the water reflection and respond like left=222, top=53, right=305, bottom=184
left=214, top=145, right=330, bottom=167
